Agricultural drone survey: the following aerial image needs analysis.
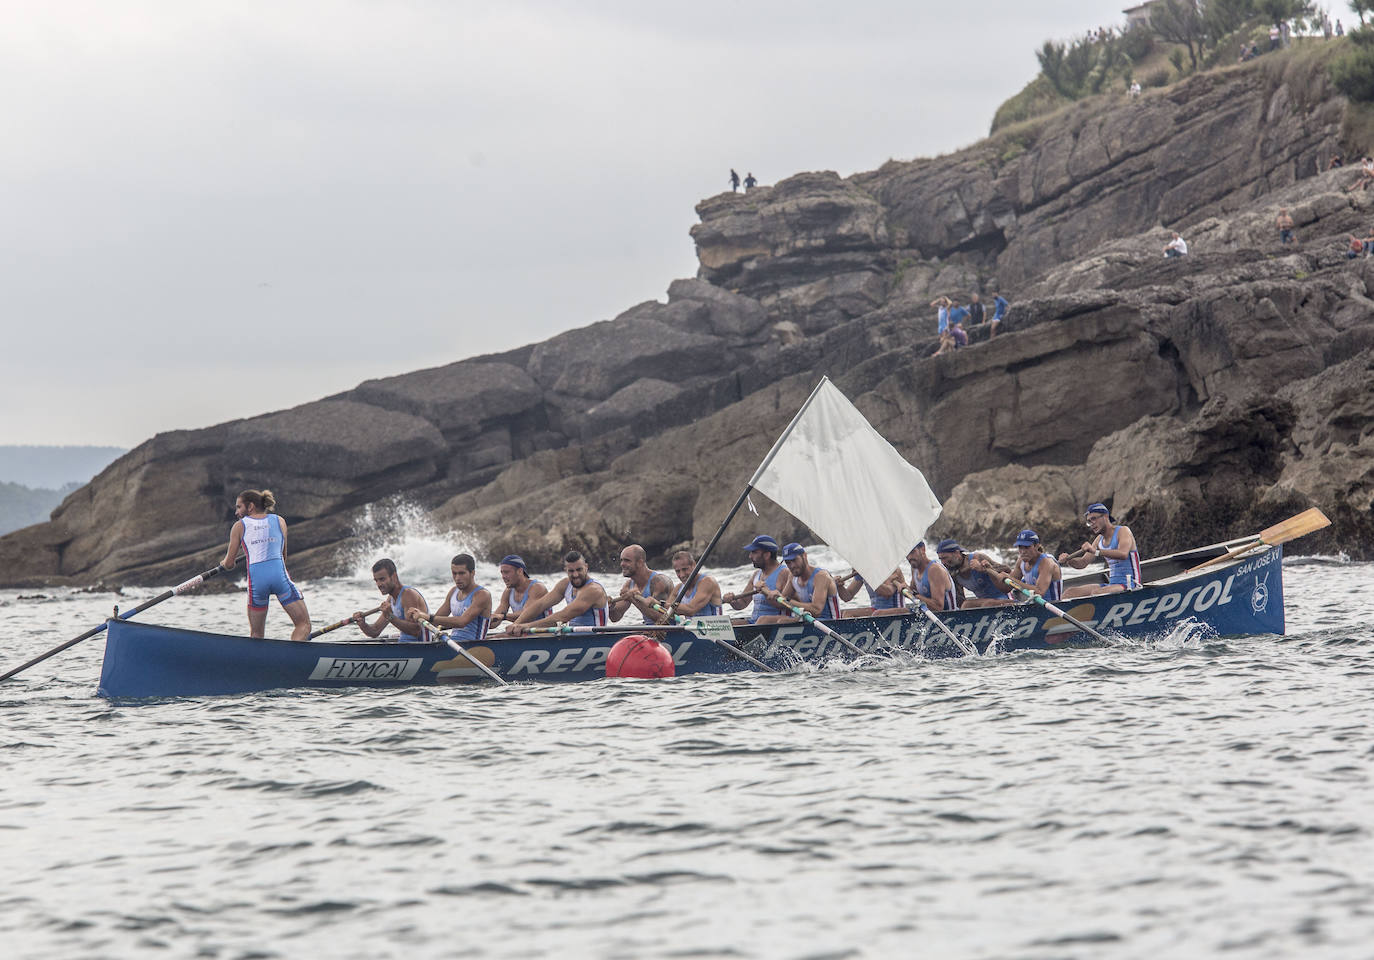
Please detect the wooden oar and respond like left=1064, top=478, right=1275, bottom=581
left=420, top=620, right=509, bottom=686
left=1183, top=507, right=1331, bottom=574
left=0, top=564, right=225, bottom=683
left=999, top=576, right=1111, bottom=644
left=308, top=602, right=386, bottom=640
left=900, top=587, right=978, bottom=657
left=771, top=597, right=870, bottom=657
left=643, top=597, right=776, bottom=672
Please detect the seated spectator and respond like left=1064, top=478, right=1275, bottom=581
left=1346, top=157, right=1374, bottom=192
left=1329, top=153, right=1344, bottom=170
left=951, top=320, right=968, bottom=349
left=1345, top=235, right=1363, bottom=260
left=1163, top=231, right=1188, bottom=258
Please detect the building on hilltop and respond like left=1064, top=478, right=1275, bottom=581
left=1123, top=0, right=1168, bottom=30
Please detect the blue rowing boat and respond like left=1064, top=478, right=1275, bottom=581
left=96, top=542, right=1285, bottom=699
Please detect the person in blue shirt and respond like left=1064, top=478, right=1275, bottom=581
left=990, top=291, right=1010, bottom=338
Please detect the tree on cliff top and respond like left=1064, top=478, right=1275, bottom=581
left=1151, top=0, right=1207, bottom=71
left=1331, top=27, right=1374, bottom=102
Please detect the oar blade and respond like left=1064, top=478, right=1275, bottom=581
left=1259, top=507, right=1331, bottom=545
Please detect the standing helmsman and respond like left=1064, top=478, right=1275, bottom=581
left=219, top=488, right=311, bottom=642
left=353, top=558, right=428, bottom=642
left=1060, top=503, right=1141, bottom=598
left=760, top=543, right=839, bottom=624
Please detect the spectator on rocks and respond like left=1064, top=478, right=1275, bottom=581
left=1361, top=228, right=1374, bottom=256
left=1269, top=23, right=1281, bottom=51
left=990, top=290, right=1009, bottom=337
left=1323, top=14, right=1333, bottom=39
left=1348, top=157, right=1374, bottom=192
left=744, top=172, right=758, bottom=190
left=1329, top=153, right=1344, bottom=170
left=968, top=293, right=985, bottom=327
left=1345, top=235, right=1364, bottom=260
left=1128, top=79, right=1141, bottom=98
left=1277, top=208, right=1295, bottom=245
left=1163, top=231, right=1188, bottom=258
left=951, top=318, right=968, bottom=350
left=1337, top=20, right=1344, bottom=37
left=729, top=169, right=741, bottom=192
left=929, top=295, right=952, bottom=336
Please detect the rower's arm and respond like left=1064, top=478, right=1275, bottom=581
left=926, top=565, right=954, bottom=611
left=1098, top=527, right=1136, bottom=561
left=550, top=583, right=606, bottom=624
left=510, top=579, right=567, bottom=627
left=796, top=571, right=837, bottom=617
left=220, top=520, right=244, bottom=569
left=835, top=573, right=863, bottom=602
left=722, top=574, right=758, bottom=610
left=675, top=576, right=720, bottom=617
left=353, top=609, right=387, bottom=638
left=875, top=571, right=905, bottom=597
left=391, top=588, right=428, bottom=636
left=490, top=586, right=512, bottom=623
left=1033, top=560, right=1060, bottom=597
left=431, top=590, right=491, bottom=630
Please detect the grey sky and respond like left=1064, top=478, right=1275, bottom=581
left=5, top=1, right=1138, bottom=446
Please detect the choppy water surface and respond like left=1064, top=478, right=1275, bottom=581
left=2, top=551, right=1372, bottom=959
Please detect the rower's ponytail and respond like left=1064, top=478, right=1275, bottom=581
left=239, top=488, right=276, bottom=513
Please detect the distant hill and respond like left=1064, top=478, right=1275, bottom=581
left=0, top=480, right=80, bottom=536
left=0, top=446, right=125, bottom=489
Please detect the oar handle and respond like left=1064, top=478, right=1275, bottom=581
left=0, top=564, right=225, bottom=684
left=308, top=601, right=387, bottom=639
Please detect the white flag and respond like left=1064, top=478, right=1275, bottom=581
left=749, top=377, right=941, bottom=591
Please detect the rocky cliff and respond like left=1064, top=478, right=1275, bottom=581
left=3, top=51, right=1371, bottom=587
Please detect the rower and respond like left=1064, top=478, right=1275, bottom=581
left=759, top=542, right=839, bottom=624
left=1061, top=503, right=1141, bottom=598
left=666, top=549, right=724, bottom=619
left=906, top=541, right=956, bottom=612
left=935, top=539, right=1010, bottom=608
left=410, top=553, right=493, bottom=643
left=352, top=558, right=428, bottom=642
left=836, top=568, right=906, bottom=616
left=1010, top=529, right=1063, bottom=602
left=490, top=554, right=552, bottom=626
left=610, top=544, right=674, bottom=624
left=722, top=534, right=792, bottom=624
left=505, top=550, right=609, bottom=636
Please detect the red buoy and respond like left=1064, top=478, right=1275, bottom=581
left=606, top=634, right=676, bottom=679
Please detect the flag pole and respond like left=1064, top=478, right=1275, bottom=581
left=671, top=377, right=832, bottom=608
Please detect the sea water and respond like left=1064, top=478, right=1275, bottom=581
left=1, top=540, right=1371, bottom=959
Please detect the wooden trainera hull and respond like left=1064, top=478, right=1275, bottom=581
left=96, top=544, right=1285, bottom=699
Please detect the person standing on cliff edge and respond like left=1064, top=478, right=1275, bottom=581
left=729, top=169, right=741, bottom=192
left=744, top=172, right=758, bottom=190
left=219, top=488, right=312, bottom=642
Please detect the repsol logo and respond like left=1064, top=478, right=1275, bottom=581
left=509, top=641, right=693, bottom=676
left=308, top=658, right=423, bottom=681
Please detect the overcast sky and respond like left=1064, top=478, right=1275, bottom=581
left=4, top=0, right=1140, bottom=447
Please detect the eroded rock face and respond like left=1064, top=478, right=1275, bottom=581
left=3, top=53, right=1372, bottom=587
